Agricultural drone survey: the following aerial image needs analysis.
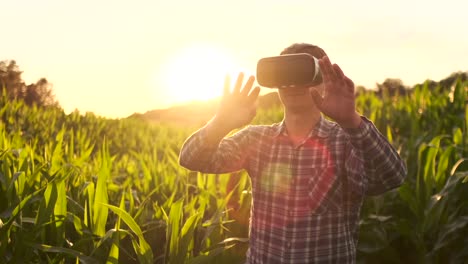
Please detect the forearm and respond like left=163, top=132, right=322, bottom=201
left=203, top=117, right=235, bottom=146
left=344, top=117, right=407, bottom=195
left=179, top=120, right=228, bottom=172
left=179, top=119, right=250, bottom=173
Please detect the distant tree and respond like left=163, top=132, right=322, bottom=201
left=354, top=85, right=367, bottom=96
left=417, top=71, right=468, bottom=91
left=24, top=78, right=59, bottom=107
left=0, top=60, right=23, bottom=99
left=0, top=60, right=59, bottom=107
left=440, top=71, right=468, bottom=88
left=376, top=78, right=409, bottom=97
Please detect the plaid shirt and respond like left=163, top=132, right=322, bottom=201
left=179, top=116, right=406, bottom=264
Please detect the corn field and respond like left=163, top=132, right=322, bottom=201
left=0, top=80, right=467, bottom=264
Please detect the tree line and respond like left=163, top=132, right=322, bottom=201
left=0, top=60, right=59, bottom=108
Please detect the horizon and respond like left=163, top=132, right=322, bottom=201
left=3, top=0, right=468, bottom=118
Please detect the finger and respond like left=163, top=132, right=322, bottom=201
left=240, top=75, right=255, bottom=97
left=310, top=88, right=323, bottom=109
left=232, top=72, right=244, bottom=94
left=325, top=56, right=339, bottom=81
left=319, top=56, right=335, bottom=82
left=332, top=64, right=345, bottom=80
left=344, top=76, right=355, bottom=93
left=247, top=86, right=261, bottom=105
left=223, top=74, right=231, bottom=96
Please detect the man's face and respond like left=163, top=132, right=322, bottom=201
left=278, top=83, right=325, bottom=111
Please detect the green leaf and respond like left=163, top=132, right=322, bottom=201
left=101, top=203, right=153, bottom=264
left=386, top=125, right=393, bottom=144
left=25, top=242, right=99, bottom=264
left=54, top=180, right=67, bottom=246
left=50, top=129, right=65, bottom=174
left=84, top=182, right=95, bottom=229
left=433, top=216, right=468, bottom=251
left=93, top=143, right=111, bottom=237
left=68, top=212, right=84, bottom=236
left=398, top=182, right=419, bottom=218
left=435, top=146, right=453, bottom=190
left=0, top=187, right=45, bottom=255
left=422, top=194, right=446, bottom=234
left=358, top=225, right=389, bottom=253
left=453, top=127, right=463, bottom=145
left=168, top=199, right=183, bottom=263
left=176, top=212, right=200, bottom=264
left=35, top=182, right=58, bottom=228
left=106, top=192, right=126, bottom=264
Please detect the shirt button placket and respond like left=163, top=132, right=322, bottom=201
left=288, top=146, right=295, bottom=218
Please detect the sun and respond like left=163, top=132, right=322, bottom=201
left=158, top=43, right=241, bottom=105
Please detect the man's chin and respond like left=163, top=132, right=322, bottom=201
left=284, top=101, right=318, bottom=112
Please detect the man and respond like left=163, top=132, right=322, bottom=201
left=179, top=43, right=407, bottom=263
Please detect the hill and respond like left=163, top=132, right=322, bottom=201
left=129, top=92, right=281, bottom=126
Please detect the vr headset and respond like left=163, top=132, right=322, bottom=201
left=256, top=53, right=322, bottom=89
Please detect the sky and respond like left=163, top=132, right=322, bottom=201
left=2, top=0, right=468, bottom=118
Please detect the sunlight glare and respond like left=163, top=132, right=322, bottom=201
left=159, top=44, right=241, bottom=106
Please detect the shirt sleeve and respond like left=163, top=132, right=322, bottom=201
left=179, top=125, right=253, bottom=174
left=343, top=117, right=407, bottom=196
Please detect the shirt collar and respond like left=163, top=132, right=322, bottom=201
left=272, top=115, right=333, bottom=139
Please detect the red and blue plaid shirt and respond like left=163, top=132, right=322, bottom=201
left=179, top=116, right=406, bottom=263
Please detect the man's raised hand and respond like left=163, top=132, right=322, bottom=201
left=310, top=56, right=362, bottom=128
left=213, top=73, right=261, bottom=132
